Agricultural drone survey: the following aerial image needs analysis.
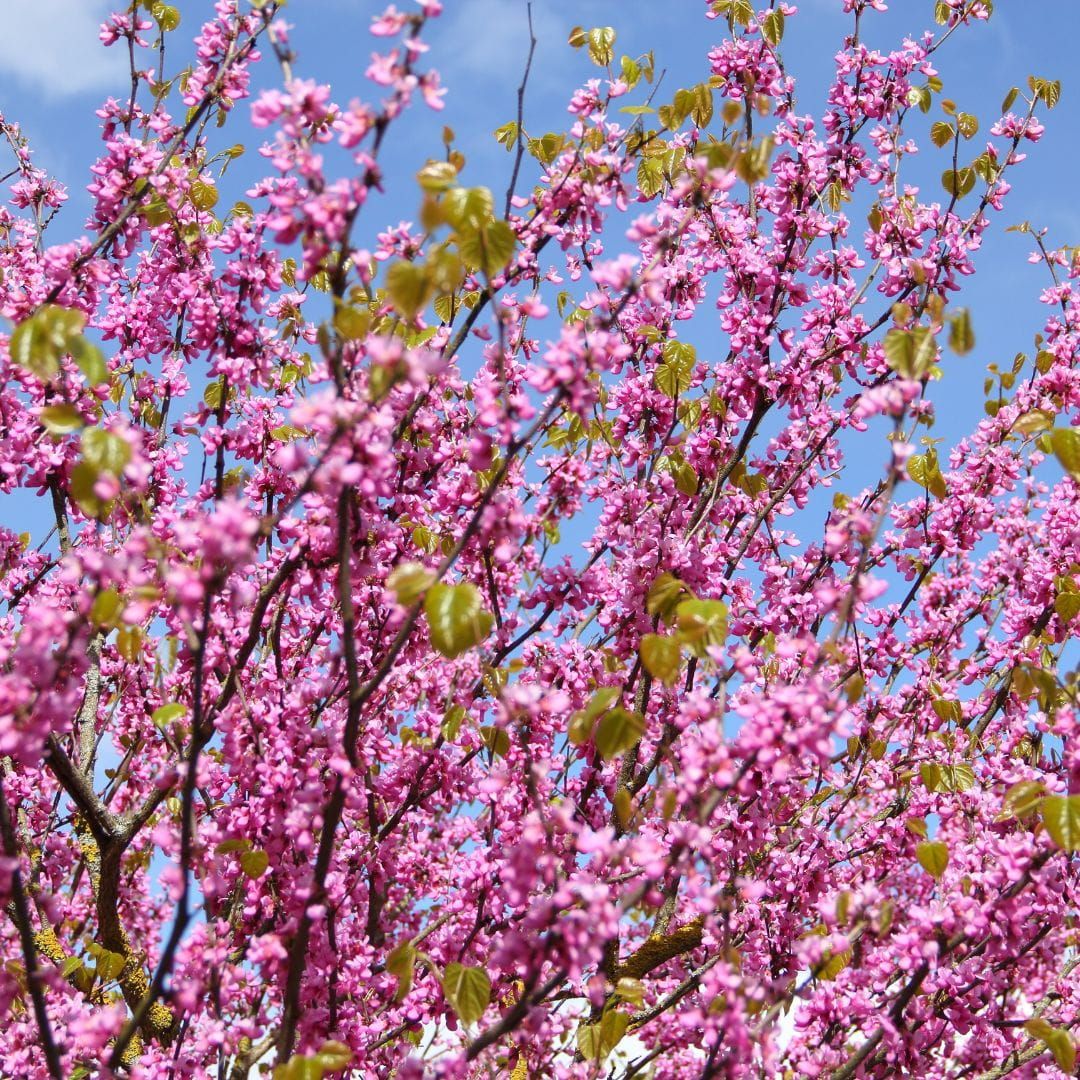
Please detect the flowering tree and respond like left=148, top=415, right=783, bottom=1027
left=2, top=0, right=1080, bottom=1075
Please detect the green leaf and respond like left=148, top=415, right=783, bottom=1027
left=823, top=180, right=846, bottom=213
left=313, top=1041, right=352, bottom=1073
left=441, top=963, right=491, bottom=1026
left=1030, top=76, right=1062, bottom=110
left=424, top=583, right=493, bottom=658
left=386, top=261, right=434, bottom=321
left=273, top=1055, right=333, bottom=1080
left=528, top=133, right=566, bottom=167
left=1055, top=591, right=1080, bottom=623
left=942, top=167, right=976, bottom=198
left=1049, top=428, right=1080, bottom=480
left=948, top=308, right=975, bottom=355
left=640, top=633, right=682, bottom=687
left=70, top=461, right=107, bottom=518
left=151, top=2, right=180, bottom=30
left=94, top=947, right=126, bottom=983
left=416, top=161, right=457, bottom=192
left=646, top=573, right=693, bottom=623
left=671, top=458, right=698, bottom=496
left=441, top=705, right=465, bottom=742
left=931, top=698, right=964, bottom=726
left=387, top=941, right=417, bottom=1002
left=595, top=707, right=645, bottom=759
left=480, top=725, right=511, bottom=757
left=1013, top=409, right=1054, bottom=435
left=70, top=337, right=108, bottom=385
left=654, top=341, right=696, bottom=398
left=674, top=598, right=728, bottom=658
left=915, top=840, right=949, bottom=879
left=214, top=838, right=252, bottom=855
left=61, top=955, right=83, bottom=979
left=587, top=26, right=616, bottom=67
left=956, top=112, right=978, bottom=138
left=883, top=327, right=937, bottom=379
left=457, top=219, right=516, bottom=278
left=152, top=702, right=186, bottom=727
left=930, top=121, right=955, bottom=148
left=907, top=86, right=932, bottom=113
left=39, top=404, right=85, bottom=435
left=82, top=427, right=132, bottom=474
left=997, top=780, right=1046, bottom=822
left=613, top=977, right=645, bottom=1007
left=637, top=157, right=665, bottom=198
left=493, top=120, right=519, bottom=151
left=569, top=686, right=621, bottom=745
left=577, top=1009, right=629, bottom=1061
left=1024, top=1019, right=1076, bottom=1074
left=920, top=762, right=974, bottom=793
left=387, top=562, right=436, bottom=605
left=443, top=185, right=494, bottom=230
left=907, top=450, right=947, bottom=499
left=725, top=0, right=754, bottom=26
left=90, top=588, right=123, bottom=628
left=761, top=9, right=785, bottom=44
left=10, top=305, right=87, bottom=381
left=189, top=180, right=218, bottom=212
left=688, top=83, right=713, bottom=128
left=239, top=849, right=269, bottom=879
left=1041, top=795, right=1080, bottom=851
left=270, top=425, right=306, bottom=443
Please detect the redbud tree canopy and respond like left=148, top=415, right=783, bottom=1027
left=1, top=1, right=1079, bottom=1077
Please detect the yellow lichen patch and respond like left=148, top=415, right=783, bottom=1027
left=614, top=915, right=705, bottom=982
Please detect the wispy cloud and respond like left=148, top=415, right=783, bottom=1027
left=0, top=1, right=124, bottom=102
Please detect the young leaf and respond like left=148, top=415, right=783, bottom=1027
left=761, top=9, right=785, bottom=44
left=674, top=598, right=728, bottom=658
left=577, top=1009, right=629, bottom=1061
left=997, top=780, right=1046, bottom=822
left=152, top=702, right=186, bottom=727
left=386, top=941, right=417, bottom=1002
left=39, top=404, right=85, bottom=435
left=457, top=219, right=516, bottom=277
left=594, top=707, right=645, bottom=759
left=441, top=963, right=491, bottom=1026
left=915, top=840, right=949, bottom=879
left=10, top=305, right=87, bottom=381
left=424, top=583, right=493, bottom=658
left=587, top=27, right=616, bottom=67
left=82, top=427, right=132, bottom=474
left=640, top=633, right=682, bottom=687
left=1041, top=795, right=1080, bottom=851
left=1049, top=428, right=1080, bottom=480
left=239, top=849, right=269, bottom=879
left=930, top=121, right=955, bottom=148
left=416, top=160, right=457, bottom=192
left=386, top=261, right=434, bottom=320
left=646, top=573, right=693, bottom=623
left=948, top=308, right=975, bottom=355
left=883, top=327, right=937, bottom=379
left=314, top=1041, right=353, bottom=1072
left=94, top=948, right=126, bottom=983
left=1024, top=1019, right=1076, bottom=1074
left=387, top=562, right=436, bottom=605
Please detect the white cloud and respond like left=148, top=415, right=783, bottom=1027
left=0, top=1, right=125, bottom=101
